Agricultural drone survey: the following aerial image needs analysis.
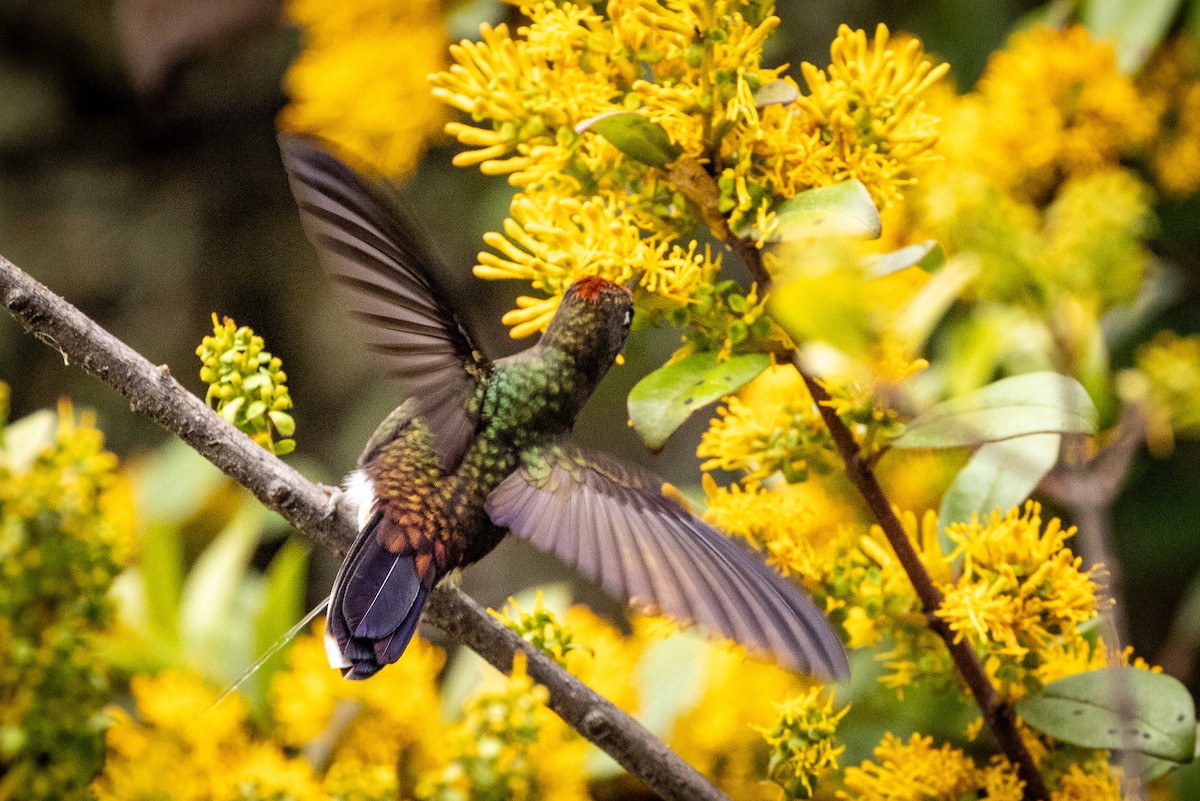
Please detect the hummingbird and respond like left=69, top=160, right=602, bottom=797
left=279, top=136, right=849, bottom=682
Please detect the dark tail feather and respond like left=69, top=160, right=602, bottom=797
left=326, top=514, right=429, bottom=679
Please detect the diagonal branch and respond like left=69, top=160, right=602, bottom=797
left=0, top=254, right=731, bottom=801
left=668, top=157, right=1051, bottom=801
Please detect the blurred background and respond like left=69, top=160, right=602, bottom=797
left=3, top=2, right=1200, bottom=795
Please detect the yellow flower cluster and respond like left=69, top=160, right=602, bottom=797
left=753, top=25, right=948, bottom=213
left=698, top=364, right=834, bottom=482
left=841, top=734, right=1019, bottom=801
left=948, top=25, right=1154, bottom=204
left=197, top=313, right=296, bottom=456
left=279, top=0, right=447, bottom=176
left=1, top=395, right=133, bottom=801
left=1140, top=36, right=1200, bottom=196
left=432, top=4, right=946, bottom=335
left=94, top=670, right=326, bottom=801
left=419, top=653, right=569, bottom=801
left=492, top=591, right=592, bottom=667
left=759, top=687, right=847, bottom=798
left=1135, top=331, right=1200, bottom=454
left=937, top=504, right=1100, bottom=691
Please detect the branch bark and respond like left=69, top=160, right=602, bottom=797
left=669, top=161, right=1051, bottom=801
left=0, top=254, right=731, bottom=801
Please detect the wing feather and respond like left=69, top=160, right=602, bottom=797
left=486, top=443, right=850, bottom=680
left=280, top=135, right=487, bottom=469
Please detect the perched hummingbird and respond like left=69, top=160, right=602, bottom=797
left=280, top=136, right=849, bottom=682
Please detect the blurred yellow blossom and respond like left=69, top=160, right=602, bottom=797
left=2, top=396, right=132, bottom=801
left=1135, top=331, right=1200, bottom=454
left=270, top=619, right=444, bottom=772
left=1140, top=36, right=1200, bottom=197
left=280, top=0, right=447, bottom=176
left=669, top=640, right=816, bottom=799
left=962, top=25, right=1155, bottom=203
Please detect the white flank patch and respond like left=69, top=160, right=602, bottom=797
left=343, top=469, right=377, bottom=530
left=324, top=620, right=351, bottom=669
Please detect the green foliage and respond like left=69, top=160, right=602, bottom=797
left=1017, top=667, right=1197, bottom=764
left=748, top=180, right=882, bottom=243
left=197, top=313, right=296, bottom=456
left=575, top=111, right=682, bottom=168
left=628, top=351, right=770, bottom=452
left=493, top=591, right=591, bottom=668
left=0, top=388, right=130, bottom=800
left=892, top=372, right=1098, bottom=449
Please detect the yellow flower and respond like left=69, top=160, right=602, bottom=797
left=753, top=24, right=948, bottom=210
left=1043, top=168, right=1153, bottom=311
left=840, top=733, right=982, bottom=801
left=1139, top=36, right=1200, bottom=197
left=270, top=620, right=445, bottom=775
left=1135, top=331, right=1200, bottom=455
left=1050, top=762, right=1123, bottom=801
left=936, top=504, right=1103, bottom=699
left=279, top=0, right=447, bottom=177
left=759, top=687, right=848, bottom=798
left=476, top=189, right=718, bottom=336
left=492, top=591, right=591, bottom=667
left=669, top=640, right=817, bottom=800
left=697, top=364, right=834, bottom=482
left=323, top=759, right=398, bottom=801
left=965, top=25, right=1156, bottom=202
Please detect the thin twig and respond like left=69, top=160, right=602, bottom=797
left=670, top=163, right=1052, bottom=801
left=0, top=254, right=731, bottom=801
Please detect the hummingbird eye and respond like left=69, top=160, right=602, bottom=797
left=623, top=309, right=632, bottom=328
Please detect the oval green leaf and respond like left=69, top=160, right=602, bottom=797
left=575, top=111, right=682, bottom=168
left=937, top=433, right=1061, bottom=552
left=892, top=372, right=1098, bottom=449
left=757, top=180, right=882, bottom=242
left=1016, top=667, right=1197, bottom=763
left=628, top=352, right=770, bottom=452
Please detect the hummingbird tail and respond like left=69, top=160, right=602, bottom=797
left=326, top=511, right=432, bottom=680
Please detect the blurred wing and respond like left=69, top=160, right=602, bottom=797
left=280, top=135, right=487, bottom=467
left=485, top=443, right=849, bottom=680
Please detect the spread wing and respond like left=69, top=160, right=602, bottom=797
left=485, top=443, right=850, bottom=680
left=280, top=135, right=487, bottom=468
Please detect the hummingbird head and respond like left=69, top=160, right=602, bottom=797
left=540, top=276, right=634, bottom=382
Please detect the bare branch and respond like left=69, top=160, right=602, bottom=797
left=0, top=254, right=731, bottom=801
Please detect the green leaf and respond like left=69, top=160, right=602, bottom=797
left=628, top=352, right=770, bottom=452
left=253, top=540, right=310, bottom=695
left=1016, top=668, right=1197, bottom=763
left=755, top=181, right=882, bottom=242
left=868, top=241, right=944, bottom=277
left=753, top=79, right=798, bottom=107
left=1082, top=0, right=1184, bottom=72
left=575, top=111, right=682, bottom=167
left=179, top=498, right=265, bottom=668
left=892, top=372, right=1098, bottom=449
left=2, top=410, right=55, bottom=473
left=938, top=433, right=1061, bottom=551
left=140, top=521, right=185, bottom=648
